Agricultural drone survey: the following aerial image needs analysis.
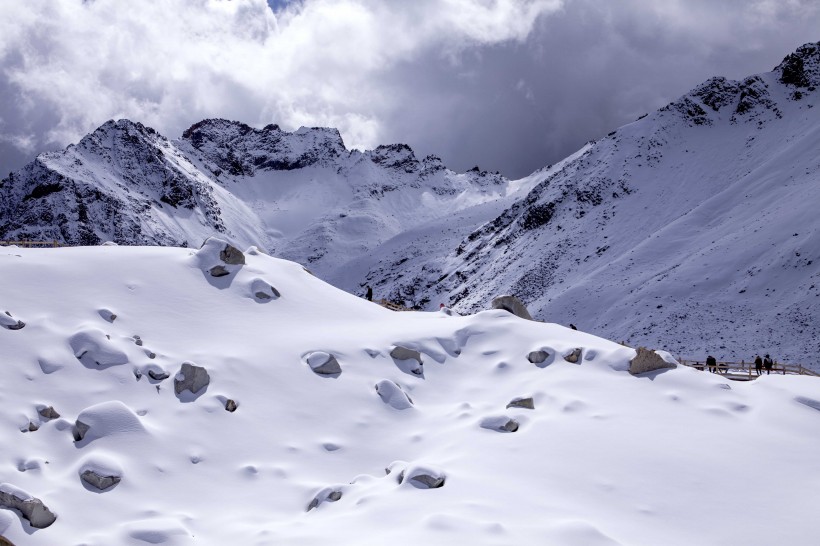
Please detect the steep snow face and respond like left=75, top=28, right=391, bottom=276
left=356, top=41, right=820, bottom=365
left=1, top=244, right=819, bottom=546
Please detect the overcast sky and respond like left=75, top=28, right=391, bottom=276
left=1, top=0, right=819, bottom=179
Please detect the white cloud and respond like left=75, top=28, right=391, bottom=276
left=0, top=0, right=560, bottom=155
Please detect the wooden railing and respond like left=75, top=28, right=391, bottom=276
left=374, top=299, right=414, bottom=312
left=679, top=359, right=820, bottom=379
left=0, top=240, right=62, bottom=248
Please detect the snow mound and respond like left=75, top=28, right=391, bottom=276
left=374, top=380, right=414, bottom=410
left=73, top=400, right=145, bottom=444
left=68, top=328, right=129, bottom=369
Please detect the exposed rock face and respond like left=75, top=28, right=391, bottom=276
left=506, top=397, right=535, bottom=410
left=174, top=362, right=211, bottom=394
left=80, top=470, right=121, bottom=491
left=219, top=244, right=245, bottom=265
left=491, top=295, right=533, bottom=320
left=305, top=351, right=342, bottom=376
left=375, top=380, right=414, bottom=410
left=72, top=420, right=91, bottom=442
left=0, top=484, right=57, bottom=529
left=629, top=347, right=677, bottom=375
left=563, top=348, right=582, bottom=363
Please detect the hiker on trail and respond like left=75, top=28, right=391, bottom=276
left=763, top=354, right=773, bottom=375
left=754, top=355, right=763, bottom=376
left=366, top=285, right=373, bottom=301
left=706, top=355, right=717, bottom=373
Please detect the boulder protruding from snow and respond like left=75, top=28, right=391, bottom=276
left=375, top=380, right=414, bottom=410
left=480, top=415, right=520, bottom=433
left=0, top=483, right=57, bottom=529
left=37, top=406, right=60, bottom=420
left=251, top=279, right=280, bottom=301
left=491, top=295, right=533, bottom=320
left=527, top=350, right=549, bottom=365
left=629, top=347, right=678, bottom=375
left=563, top=348, right=582, bottom=364
left=79, top=457, right=123, bottom=491
left=397, top=464, right=447, bottom=489
left=0, top=312, right=25, bottom=331
left=305, top=352, right=342, bottom=376
left=306, top=487, right=344, bottom=511
left=73, top=400, right=145, bottom=444
left=390, top=346, right=423, bottom=375
left=195, top=237, right=246, bottom=278
left=506, top=397, right=535, bottom=410
left=174, top=362, right=211, bottom=395
left=225, top=399, right=238, bottom=412
left=80, top=470, right=121, bottom=491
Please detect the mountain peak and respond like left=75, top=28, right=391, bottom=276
left=179, top=119, right=348, bottom=175
left=775, top=41, right=820, bottom=88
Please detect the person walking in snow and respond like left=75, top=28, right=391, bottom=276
left=706, top=355, right=717, bottom=373
left=754, top=354, right=763, bottom=376
left=763, top=354, right=773, bottom=375
left=365, top=285, right=373, bottom=301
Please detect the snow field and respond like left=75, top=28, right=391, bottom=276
left=1, top=243, right=819, bottom=545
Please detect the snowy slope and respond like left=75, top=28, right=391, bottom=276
left=2, top=242, right=820, bottom=546
left=356, top=42, right=820, bottom=366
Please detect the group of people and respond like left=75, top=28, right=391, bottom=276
left=703, top=354, right=774, bottom=375
left=754, top=354, right=775, bottom=376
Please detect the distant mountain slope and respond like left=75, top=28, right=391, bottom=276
left=0, top=118, right=518, bottom=280
left=353, top=42, right=820, bottom=365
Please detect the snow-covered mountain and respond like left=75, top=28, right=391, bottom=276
left=342, top=42, right=820, bottom=365
left=2, top=42, right=820, bottom=365
left=2, top=242, right=819, bottom=545
left=0, top=117, right=515, bottom=279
